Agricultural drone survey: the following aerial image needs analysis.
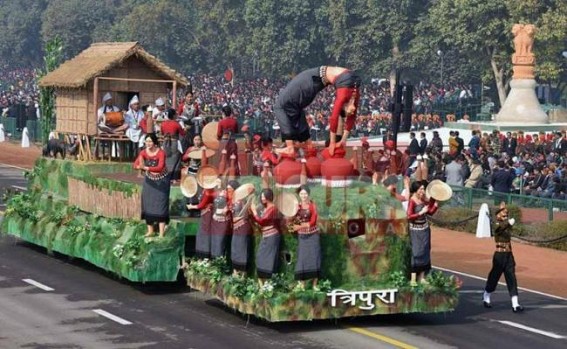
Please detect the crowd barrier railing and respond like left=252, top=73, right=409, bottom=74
left=447, top=184, right=567, bottom=222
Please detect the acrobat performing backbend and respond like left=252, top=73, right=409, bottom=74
left=274, top=66, right=361, bottom=156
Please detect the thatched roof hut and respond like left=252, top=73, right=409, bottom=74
left=39, top=42, right=188, bottom=135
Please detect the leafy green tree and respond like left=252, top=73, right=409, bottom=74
left=421, top=0, right=567, bottom=106
left=190, top=0, right=248, bottom=74
left=319, top=0, right=428, bottom=89
left=108, top=0, right=212, bottom=73
left=244, top=0, right=323, bottom=76
left=41, top=0, right=119, bottom=60
left=0, top=0, right=46, bottom=66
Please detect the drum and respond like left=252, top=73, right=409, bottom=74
left=426, top=180, right=453, bottom=202
left=202, top=122, right=219, bottom=150
left=105, top=111, right=124, bottom=127
left=276, top=192, right=299, bottom=218
left=196, top=165, right=219, bottom=189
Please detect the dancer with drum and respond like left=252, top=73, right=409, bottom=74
left=407, top=181, right=439, bottom=286
left=250, top=189, right=280, bottom=284
left=230, top=183, right=255, bottom=276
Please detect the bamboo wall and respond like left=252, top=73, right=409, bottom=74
left=55, top=90, right=89, bottom=134
left=67, top=177, right=141, bottom=219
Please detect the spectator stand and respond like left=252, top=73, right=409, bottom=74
left=37, top=41, right=188, bottom=162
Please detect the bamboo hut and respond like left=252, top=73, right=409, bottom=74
left=39, top=42, right=188, bottom=159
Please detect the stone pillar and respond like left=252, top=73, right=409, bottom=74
left=496, top=24, right=548, bottom=124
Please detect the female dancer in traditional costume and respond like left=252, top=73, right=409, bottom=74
left=250, top=189, right=280, bottom=284
left=406, top=181, right=438, bottom=286
left=133, top=134, right=170, bottom=238
left=293, top=186, right=321, bottom=288
left=187, top=187, right=216, bottom=259
left=161, top=108, right=185, bottom=181
left=230, top=183, right=254, bottom=276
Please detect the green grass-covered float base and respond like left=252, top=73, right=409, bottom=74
left=2, top=192, right=190, bottom=282
left=184, top=257, right=459, bottom=322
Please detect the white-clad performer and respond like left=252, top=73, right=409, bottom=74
left=97, top=92, right=126, bottom=134
left=125, top=95, right=144, bottom=146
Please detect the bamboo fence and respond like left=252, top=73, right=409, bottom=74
left=67, top=177, right=141, bottom=219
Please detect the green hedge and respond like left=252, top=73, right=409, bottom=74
left=433, top=206, right=567, bottom=252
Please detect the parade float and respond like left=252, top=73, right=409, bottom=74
left=183, top=151, right=459, bottom=321
left=1, top=158, right=192, bottom=282
left=2, top=42, right=192, bottom=282
left=1, top=42, right=458, bottom=322
left=2, top=155, right=459, bottom=321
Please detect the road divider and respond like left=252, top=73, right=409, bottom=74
left=93, top=309, right=133, bottom=325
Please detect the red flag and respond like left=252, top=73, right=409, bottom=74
left=224, top=69, right=233, bottom=82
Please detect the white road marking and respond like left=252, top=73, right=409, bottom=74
left=497, top=320, right=566, bottom=339
left=433, top=266, right=567, bottom=301
left=22, top=278, right=54, bottom=291
left=10, top=185, right=27, bottom=191
left=0, top=163, right=30, bottom=171
left=539, top=305, right=567, bottom=309
left=93, top=309, right=133, bottom=325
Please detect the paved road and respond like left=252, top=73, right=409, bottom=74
left=0, top=164, right=566, bottom=349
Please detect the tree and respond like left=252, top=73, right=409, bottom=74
left=318, top=0, right=428, bottom=89
left=421, top=0, right=511, bottom=106
left=108, top=0, right=212, bottom=73
left=0, top=0, right=46, bottom=66
left=244, top=0, right=323, bottom=76
left=421, top=0, right=567, bottom=107
left=41, top=0, right=118, bottom=60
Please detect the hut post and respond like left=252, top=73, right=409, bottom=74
left=172, top=81, right=177, bottom=108
left=94, top=77, right=99, bottom=123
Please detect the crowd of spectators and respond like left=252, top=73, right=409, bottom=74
left=0, top=66, right=40, bottom=130
left=386, top=129, right=567, bottom=203
left=0, top=67, right=476, bottom=136
left=187, top=74, right=475, bottom=139
left=2, top=68, right=565, bottom=203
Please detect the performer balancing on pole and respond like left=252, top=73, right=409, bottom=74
left=274, top=66, right=361, bottom=156
left=483, top=202, right=524, bottom=312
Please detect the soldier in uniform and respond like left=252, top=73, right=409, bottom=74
left=483, top=203, right=524, bottom=312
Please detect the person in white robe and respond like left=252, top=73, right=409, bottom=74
left=125, top=95, right=144, bottom=145
left=97, top=93, right=126, bottom=134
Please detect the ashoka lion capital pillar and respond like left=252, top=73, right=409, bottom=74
left=496, top=24, right=548, bottom=124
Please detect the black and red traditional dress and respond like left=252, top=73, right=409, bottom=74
left=294, top=202, right=321, bottom=280
left=252, top=205, right=280, bottom=278
left=407, top=198, right=438, bottom=274
left=134, top=149, right=170, bottom=225
left=194, top=189, right=215, bottom=259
